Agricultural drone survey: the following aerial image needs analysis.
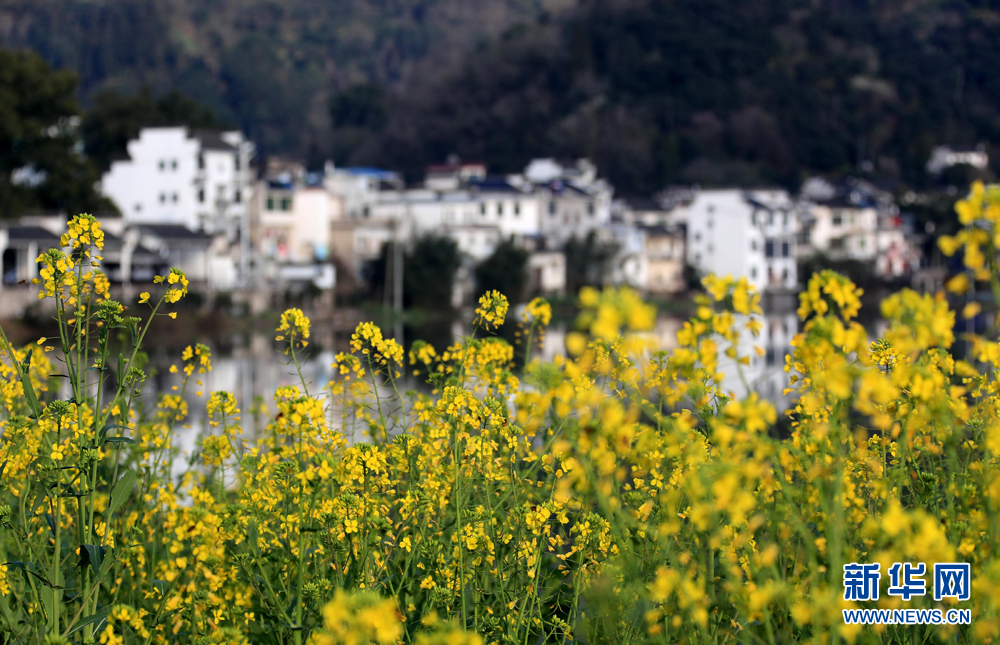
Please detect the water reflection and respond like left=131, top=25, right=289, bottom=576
left=136, top=307, right=818, bottom=461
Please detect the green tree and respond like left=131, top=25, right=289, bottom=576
left=81, top=86, right=225, bottom=172
left=476, top=238, right=529, bottom=304
left=0, top=49, right=114, bottom=219
left=564, top=231, right=618, bottom=295
left=404, top=236, right=461, bottom=310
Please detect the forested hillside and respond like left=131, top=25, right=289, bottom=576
left=3, top=0, right=1000, bottom=195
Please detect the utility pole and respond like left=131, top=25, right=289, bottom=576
left=393, top=211, right=404, bottom=343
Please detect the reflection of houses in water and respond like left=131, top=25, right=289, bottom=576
left=715, top=311, right=799, bottom=412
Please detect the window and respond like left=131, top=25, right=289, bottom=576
left=172, top=193, right=179, bottom=203
left=781, top=241, right=789, bottom=258
left=751, top=267, right=757, bottom=279
left=765, top=240, right=775, bottom=258
left=860, top=238, right=866, bottom=250
left=708, top=205, right=715, bottom=213
left=782, top=213, right=788, bottom=226
left=266, top=197, right=275, bottom=210
left=159, top=193, right=166, bottom=204
left=549, top=202, right=557, bottom=215
left=694, top=253, right=701, bottom=263
left=587, top=202, right=595, bottom=216
left=768, top=212, right=774, bottom=226
left=235, top=190, right=242, bottom=203
left=234, top=154, right=241, bottom=171
left=832, top=212, right=843, bottom=226
left=751, top=240, right=758, bottom=251
left=514, top=203, right=520, bottom=216
left=751, top=211, right=757, bottom=225
left=134, top=203, right=142, bottom=213
left=497, top=203, right=503, bottom=216
left=707, top=218, right=713, bottom=229
left=158, top=160, right=165, bottom=171
left=480, top=204, right=486, bottom=215
left=707, top=244, right=714, bottom=253
left=198, top=154, right=205, bottom=170
left=363, top=205, right=370, bottom=218
left=199, top=189, right=205, bottom=204
left=694, top=232, right=701, bottom=242
left=171, top=159, right=178, bottom=170
left=281, top=198, right=292, bottom=211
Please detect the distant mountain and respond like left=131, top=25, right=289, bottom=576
left=4, top=0, right=1000, bottom=196
left=0, top=0, right=545, bottom=155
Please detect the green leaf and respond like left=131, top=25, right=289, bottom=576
left=66, top=607, right=109, bottom=635
left=79, top=544, right=106, bottom=578
left=17, top=348, right=43, bottom=420
left=108, top=470, right=137, bottom=516
left=99, top=547, right=115, bottom=579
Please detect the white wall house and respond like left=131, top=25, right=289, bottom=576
left=686, top=189, right=797, bottom=292
left=802, top=196, right=879, bottom=261
left=926, top=144, right=989, bottom=175
left=101, top=127, right=254, bottom=234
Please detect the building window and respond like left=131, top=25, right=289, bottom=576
left=832, top=212, right=843, bottom=226
left=707, top=244, right=714, bottom=253
left=172, top=193, right=179, bottom=203
left=199, top=189, right=205, bottom=203
left=281, top=198, right=292, bottom=211
left=782, top=213, right=788, bottom=226
left=768, top=212, right=774, bottom=226
left=171, top=159, right=178, bottom=170
left=480, top=204, right=486, bottom=215
left=158, top=160, right=165, bottom=171
left=515, top=203, right=520, bottom=216
left=751, top=211, right=757, bottom=225
left=497, top=203, right=503, bottom=216
left=134, top=203, right=142, bottom=212
left=765, top=240, right=775, bottom=258
left=751, top=267, right=757, bottom=279
left=266, top=197, right=275, bottom=210
left=707, top=218, right=713, bottom=229
left=198, top=153, right=205, bottom=170
left=234, top=154, right=241, bottom=171
left=781, top=241, right=789, bottom=257
left=549, top=202, right=557, bottom=215
left=694, top=232, right=701, bottom=242
left=588, top=202, right=595, bottom=216
left=694, top=253, right=701, bottom=263
left=159, top=193, right=166, bottom=203
left=235, top=190, right=242, bottom=203
left=751, top=240, right=757, bottom=251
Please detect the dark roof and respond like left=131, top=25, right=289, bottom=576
left=135, top=224, right=213, bottom=242
left=627, top=197, right=666, bottom=212
left=4, top=226, right=61, bottom=243
left=192, top=129, right=238, bottom=152
left=471, top=177, right=523, bottom=194
left=816, top=194, right=876, bottom=209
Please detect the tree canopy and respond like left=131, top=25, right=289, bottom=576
left=0, top=50, right=114, bottom=219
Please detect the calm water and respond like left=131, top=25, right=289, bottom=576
left=129, top=306, right=841, bottom=460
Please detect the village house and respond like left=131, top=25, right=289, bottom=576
left=682, top=189, right=798, bottom=292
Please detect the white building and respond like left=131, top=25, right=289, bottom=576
left=685, top=189, right=797, bottom=292
left=801, top=194, right=879, bottom=261
left=611, top=224, right=686, bottom=296
left=101, top=127, right=254, bottom=234
left=926, top=144, right=989, bottom=175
